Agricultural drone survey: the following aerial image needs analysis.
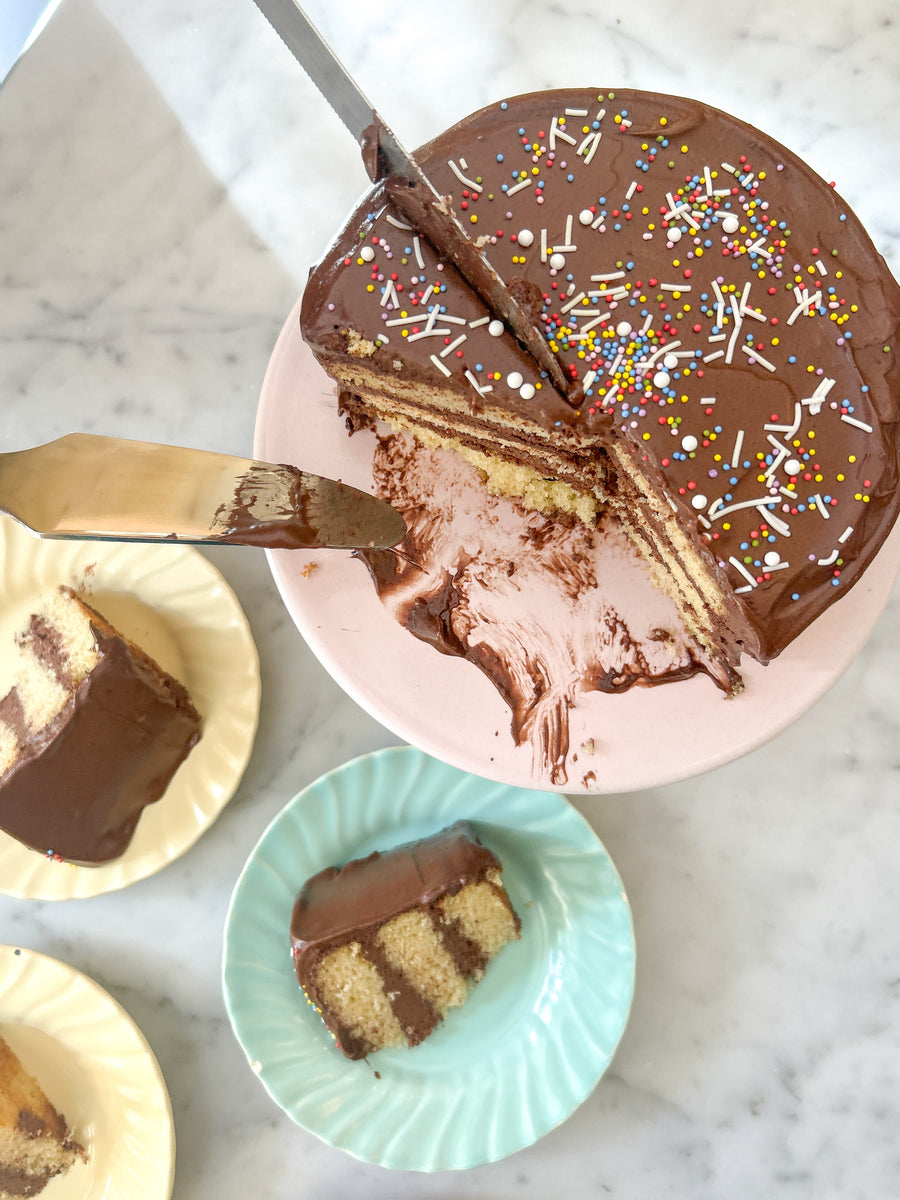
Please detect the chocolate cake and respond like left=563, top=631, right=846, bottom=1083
left=0, top=1034, right=85, bottom=1198
left=290, top=821, right=520, bottom=1059
left=0, top=585, right=202, bottom=865
left=301, top=88, right=900, bottom=682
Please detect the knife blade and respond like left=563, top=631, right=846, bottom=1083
left=251, top=0, right=577, bottom=405
left=0, top=434, right=406, bottom=550
left=0, top=0, right=63, bottom=90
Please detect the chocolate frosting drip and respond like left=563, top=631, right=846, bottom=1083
left=290, top=822, right=508, bottom=1057
left=302, top=87, right=900, bottom=663
left=0, top=628, right=201, bottom=865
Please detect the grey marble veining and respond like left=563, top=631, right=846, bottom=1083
left=1, top=0, right=899, bottom=1196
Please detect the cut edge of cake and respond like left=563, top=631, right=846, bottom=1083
left=0, top=1034, right=86, bottom=1199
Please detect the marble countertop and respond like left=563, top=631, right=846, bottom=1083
left=1, top=0, right=899, bottom=1196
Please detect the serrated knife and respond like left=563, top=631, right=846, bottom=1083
left=250, top=0, right=576, bottom=405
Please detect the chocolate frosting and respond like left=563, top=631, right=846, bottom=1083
left=301, top=88, right=900, bottom=662
left=0, top=625, right=201, bottom=865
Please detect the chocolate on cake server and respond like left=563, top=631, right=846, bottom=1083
left=0, top=433, right=405, bottom=550
left=249, top=0, right=576, bottom=404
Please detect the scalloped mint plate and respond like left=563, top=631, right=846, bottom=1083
left=222, top=746, right=635, bottom=1171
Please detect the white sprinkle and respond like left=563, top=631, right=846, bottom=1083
left=574, top=314, right=609, bottom=335
left=583, top=370, right=597, bottom=389
left=703, top=165, right=714, bottom=196
left=661, top=282, right=690, bottom=292
left=591, top=271, right=626, bottom=282
left=465, top=369, right=491, bottom=396
left=376, top=333, right=389, bottom=344
left=721, top=214, right=740, bottom=235
left=507, top=371, right=524, bottom=389
left=564, top=214, right=574, bottom=245
left=741, top=304, right=766, bottom=322
left=700, top=396, right=716, bottom=405
left=731, top=430, right=744, bottom=466
left=430, top=354, right=451, bottom=377
left=710, top=496, right=774, bottom=522
left=407, top=326, right=450, bottom=342
left=468, top=315, right=491, bottom=328
left=740, top=343, right=777, bottom=372
left=448, top=159, right=483, bottom=191
left=359, top=244, right=375, bottom=262
left=653, top=370, right=671, bottom=388
left=520, top=383, right=536, bottom=400
left=577, top=129, right=602, bottom=164
left=809, top=493, right=830, bottom=519
left=550, top=116, right=577, bottom=148
left=641, top=314, right=654, bottom=333
left=507, top=177, right=532, bottom=197
left=815, top=260, right=828, bottom=276
left=615, top=321, right=633, bottom=337
left=764, top=403, right=802, bottom=439
left=759, top=506, right=791, bottom=537
left=708, top=334, right=727, bottom=343
left=787, top=289, right=822, bottom=325
left=841, top=414, right=873, bottom=433
left=560, top=291, right=587, bottom=314
left=722, top=161, right=737, bottom=174
left=839, top=526, right=854, bottom=544
left=690, top=493, right=707, bottom=510
left=625, top=180, right=638, bottom=201
left=420, top=285, right=434, bottom=308
left=578, top=209, right=594, bottom=225
left=413, top=237, right=425, bottom=269
left=385, top=315, right=426, bottom=326
left=540, top=229, right=548, bottom=262
left=663, top=352, right=680, bottom=370
left=385, top=214, right=413, bottom=230
left=566, top=107, right=589, bottom=116
left=516, top=228, right=534, bottom=247
left=381, top=279, right=399, bottom=308
left=729, top=557, right=759, bottom=588
left=801, top=377, right=835, bottom=414
left=440, top=333, right=467, bottom=357
left=442, top=314, right=468, bottom=325
left=668, top=227, right=683, bottom=243
left=764, top=551, right=781, bottom=567
left=550, top=252, right=567, bottom=270
left=703, top=349, right=725, bottom=363
left=784, top=458, right=802, bottom=476
left=682, top=435, right=699, bottom=452
left=817, top=548, right=839, bottom=566
left=725, top=295, right=744, bottom=364
left=488, top=319, right=505, bottom=337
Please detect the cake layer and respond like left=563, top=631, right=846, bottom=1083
left=291, top=822, right=520, bottom=1058
left=301, top=88, right=900, bottom=666
left=0, top=1035, right=84, bottom=1199
left=0, top=587, right=202, bottom=865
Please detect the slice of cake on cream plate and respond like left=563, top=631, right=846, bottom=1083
left=0, top=585, right=202, bottom=865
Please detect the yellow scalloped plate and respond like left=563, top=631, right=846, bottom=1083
left=0, top=944, right=175, bottom=1200
left=0, top=514, right=260, bottom=899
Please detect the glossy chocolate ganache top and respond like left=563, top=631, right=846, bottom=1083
left=302, top=88, right=900, bottom=662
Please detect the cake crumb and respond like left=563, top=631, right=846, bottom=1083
left=343, top=328, right=378, bottom=358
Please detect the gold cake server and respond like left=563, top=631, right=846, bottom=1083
left=0, top=433, right=406, bottom=550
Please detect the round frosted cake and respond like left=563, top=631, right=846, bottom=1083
left=300, top=89, right=900, bottom=679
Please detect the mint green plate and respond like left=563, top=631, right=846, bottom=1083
left=222, top=746, right=635, bottom=1171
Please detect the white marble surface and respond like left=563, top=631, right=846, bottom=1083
left=1, top=0, right=899, bottom=1195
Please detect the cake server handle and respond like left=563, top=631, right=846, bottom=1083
left=249, top=0, right=577, bottom=406
left=0, top=433, right=406, bottom=550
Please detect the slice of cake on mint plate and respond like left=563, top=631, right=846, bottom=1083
left=0, top=585, right=202, bottom=865
left=300, top=87, right=900, bottom=692
left=290, top=821, right=521, bottom=1059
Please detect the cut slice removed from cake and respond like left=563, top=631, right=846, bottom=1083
left=0, top=585, right=202, bottom=865
left=290, top=821, right=521, bottom=1059
left=0, top=1033, right=86, bottom=1199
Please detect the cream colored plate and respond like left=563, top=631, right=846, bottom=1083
left=0, top=514, right=260, bottom=899
left=0, top=944, right=175, bottom=1200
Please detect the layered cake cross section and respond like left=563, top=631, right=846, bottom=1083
left=290, top=821, right=520, bottom=1059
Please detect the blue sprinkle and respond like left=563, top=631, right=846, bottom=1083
left=496, top=153, right=504, bottom=163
